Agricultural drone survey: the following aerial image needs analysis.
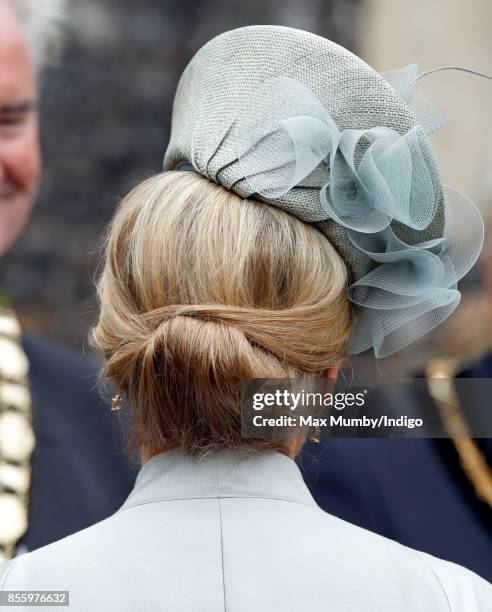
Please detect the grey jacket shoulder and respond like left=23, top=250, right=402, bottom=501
left=413, top=550, right=492, bottom=611
left=0, top=560, right=14, bottom=590
left=1, top=503, right=490, bottom=612
left=1, top=450, right=490, bottom=612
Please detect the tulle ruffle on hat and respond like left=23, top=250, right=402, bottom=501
left=235, top=74, right=484, bottom=358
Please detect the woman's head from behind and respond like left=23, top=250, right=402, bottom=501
left=92, top=171, right=352, bottom=457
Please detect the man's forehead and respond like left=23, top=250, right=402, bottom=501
left=0, top=2, right=28, bottom=54
left=0, top=2, right=36, bottom=102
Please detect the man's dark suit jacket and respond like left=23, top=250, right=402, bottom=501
left=301, top=356, right=492, bottom=582
left=19, top=335, right=137, bottom=553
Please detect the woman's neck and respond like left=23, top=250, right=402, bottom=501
left=139, top=436, right=305, bottom=466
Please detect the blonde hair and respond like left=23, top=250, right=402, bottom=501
left=92, top=171, right=352, bottom=456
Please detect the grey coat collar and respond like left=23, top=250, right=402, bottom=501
left=119, top=448, right=317, bottom=512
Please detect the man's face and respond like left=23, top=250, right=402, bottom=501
left=0, top=3, right=41, bottom=257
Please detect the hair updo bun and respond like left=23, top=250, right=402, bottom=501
left=91, top=171, right=352, bottom=456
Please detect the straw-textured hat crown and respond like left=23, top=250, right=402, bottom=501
left=164, top=25, right=443, bottom=281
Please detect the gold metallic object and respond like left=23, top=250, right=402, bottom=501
left=0, top=412, right=35, bottom=462
left=111, top=394, right=123, bottom=411
left=0, top=308, right=34, bottom=559
left=0, top=382, right=31, bottom=413
left=0, top=494, right=28, bottom=542
left=0, top=313, right=21, bottom=339
left=0, top=338, right=29, bottom=381
left=0, top=464, right=30, bottom=495
left=426, top=357, right=492, bottom=510
left=309, top=427, right=321, bottom=444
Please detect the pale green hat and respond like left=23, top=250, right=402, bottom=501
left=163, top=25, right=444, bottom=280
left=163, top=25, right=482, bottom=357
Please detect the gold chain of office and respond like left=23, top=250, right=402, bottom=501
left=426, top=358, right=492, bottom=510
left=0, top=308, right=35, bottom=562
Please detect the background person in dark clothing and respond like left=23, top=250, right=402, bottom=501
left=0, top=0, right=136, bottom=561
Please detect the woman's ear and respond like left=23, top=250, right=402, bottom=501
left=323, top=363, right=340, bottom=380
